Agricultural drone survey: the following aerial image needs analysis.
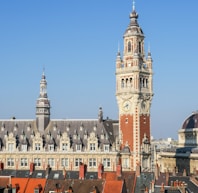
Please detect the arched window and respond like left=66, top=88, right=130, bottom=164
left=130, top=78, right=133, bottom=87
left=121, top=79, right=125, bottom=88
left=128, top=41, right=132, bottom=52
left=126, top=78, right=128, bottom=87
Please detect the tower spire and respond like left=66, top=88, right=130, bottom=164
left=36, top=72, right=51, bottom=132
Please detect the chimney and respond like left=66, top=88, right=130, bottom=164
left=183, top=168, right=186, bottom=176
left=79, top=162, right=85, bottom=179
left=116, top=164, right=122, bottom=177
left=98, top=163, right=104, bottom=179
left=45, top=165, right=51, bottom=179
left=160, top=183, right=164, bottom=193
left=165, top=170, right=169, bottom=186
left=0, top=161, right=4, bottom=170
left=150, top=180, right=154, bottom=193
left=34, top=184, right=42, bottom=193
left=29, top=162, right=35, bottom=175
left=144, top=187, right=149, bottom=193
left=136, top=162, right=141, bottom=177
left=172, top=166, right=176, bottom=176
left=63, top=167, right=66, bottom=179
left=155, top=163, right=159, bottom=180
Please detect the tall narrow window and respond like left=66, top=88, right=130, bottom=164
left=128, top=41, right=132, bottom=52
left=121, top=79, right=125, bottom=88
left=139, top=42, right=141, bottom=53
left=130, top=78, right=133, bottom=87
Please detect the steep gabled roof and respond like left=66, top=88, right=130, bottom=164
left=103, top=181, right=123, bottom=193
left=11, top=178, right=29, bottom=193
left=25, top=178, right=47, bottom=193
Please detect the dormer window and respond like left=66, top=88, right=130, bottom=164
left=76, top=144, right=81, bottom=152
left=8, top=143, right=14, bottom=152
left=21, top=144, right=27, bottom=152
left=62, top=143, right=68, bottom=151
left=48, top=144, right=54, bottom=151
left=90, top=143, right=96, bottom=151
left=104, top=144, right=109, bottom=152
left=35, top=143, right=41, bottom=151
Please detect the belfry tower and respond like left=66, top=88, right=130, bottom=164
left=116, top=2, right=153, bottom=171
left=36, top=72, right=51, bottom=132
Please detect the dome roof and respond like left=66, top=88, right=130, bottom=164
left=182, top=112, right=198, bottom=129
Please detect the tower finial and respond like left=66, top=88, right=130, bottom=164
left=43, top=65, right=45, bottom=75
left=132, top=0, right=135, bottom=11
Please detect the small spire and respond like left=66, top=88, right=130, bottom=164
left=147, top=42, right=152, bottom=57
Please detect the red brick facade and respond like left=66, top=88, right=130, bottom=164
left=120, top=114, right=133, bottom=150
left=140, top=114, right=150, bottom=144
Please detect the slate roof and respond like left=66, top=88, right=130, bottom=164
left=0, top=118, right=119, bottom=152
left=169, top=176, right=198, bottom=193
left=134, top=172, right=154, bottom=193
left=44, top=179, right=104, bottom=193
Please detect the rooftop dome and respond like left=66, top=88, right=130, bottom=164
left=182, top=112, right=198, bottom=129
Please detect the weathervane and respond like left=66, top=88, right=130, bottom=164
left=132, top=0, right=135, bottom=11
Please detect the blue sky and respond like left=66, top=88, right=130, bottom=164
left=0, top=1, right=198, bottom=140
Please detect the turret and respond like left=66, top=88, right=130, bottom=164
left=36, top=72, right=51, bottom=132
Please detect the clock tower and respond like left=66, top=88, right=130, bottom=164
left=116, top=3, right=153, bottom=171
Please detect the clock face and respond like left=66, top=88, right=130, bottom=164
left=122, top=100, right=131, bottom=112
